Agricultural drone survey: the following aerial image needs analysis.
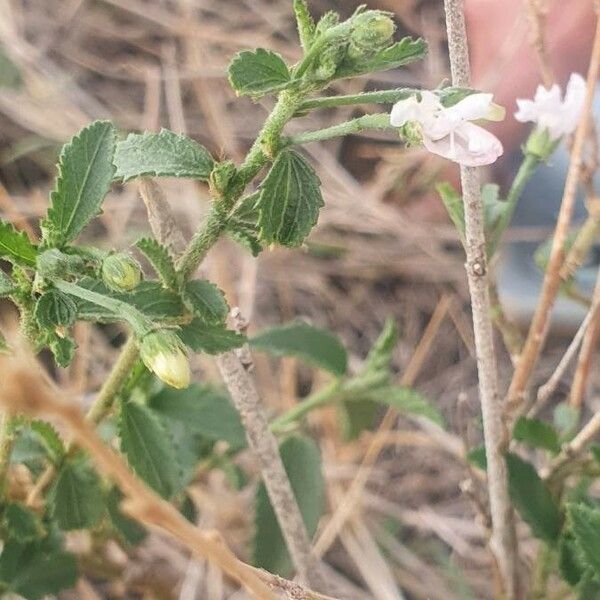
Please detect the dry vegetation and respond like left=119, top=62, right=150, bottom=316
left=0, top=1, right=597, bottom=599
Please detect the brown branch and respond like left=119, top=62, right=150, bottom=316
left=526, top=0, right=554, bottom=88
left=508, top=17, right=600, bottom=408
left=443, top=0, right=518, bottom=597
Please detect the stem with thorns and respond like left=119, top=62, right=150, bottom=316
left=443, top=0, right=518, bottom=596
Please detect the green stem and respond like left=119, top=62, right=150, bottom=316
left=488, top=153, right=541, bottom=257
left=0, top=413, right=16, bottom=495
left=299, top=88, right=416, bottom=112
left=270, top=380, right=342, bottom=433
left=53, top=279, right=153, bottom=337
left=285, top=113, right=391, bottom=146
left=86, top=337, right=140, bottom=424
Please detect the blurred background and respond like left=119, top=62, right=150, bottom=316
left=0, top=1, right=597, bottom=599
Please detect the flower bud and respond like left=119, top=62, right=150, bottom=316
left=524, top=127, right=559, bottom=161
left=36, top=249, right=85, bottom=279
left=140, top=330, right=190, bottom=389
left=101, top=253, right=142, bottom=292
left=348, top=11, right=395, bottom=60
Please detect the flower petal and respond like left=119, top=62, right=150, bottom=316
left=390, top=96, right=421, bottom=127
left=446, top=92, right=494, bottom=122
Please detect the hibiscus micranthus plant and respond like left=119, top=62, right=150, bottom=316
left=1, top=1, right=599, bottom=599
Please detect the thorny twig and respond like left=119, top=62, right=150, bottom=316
left=508, top=16, right=600, bottom=409
left=443, top=0, right=518, bottom=597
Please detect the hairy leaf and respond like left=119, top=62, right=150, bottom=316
left=228, top=48, right=292, bottom=97
left=34, top=289, right=77, bottom=331
left=149, top=383, right=246, bottom=450
left=114, top=129, right=214, bottom=182
left=253, top=436, right=324, bottom=576
left=183, top=280, right=229, bottom=324
left=364, top=386, right=444, bottom=427
left=49, top=459, right=105, bottom=530
left=136, top=237, right=178, bottom=290
left=334, top=37, right=427, bottom=79
left=48, top=335, right=76, bottom=368
left=106, top=487, right=147, bottom=546
left=250, top=320, right=346, bottom=376
left=178, top=318, right=246, bottom=354
left=513, top=417, right=561, bottom=454
left=29, top=420, right=65, bottom=464
left=0, top=270, right=16, bottom=296
left=2, top=503, right=44, bottom=543
left=119, top=401, right=180, bottom=499
left=568, top=503, right=600, bottom=576
left=43, top=121, right=116, bottom=246
left=0, top=220, right=37, bottom=267
left=559, top=532, right=585, bottom=587
left=507, top=453, right=561, bottom=542
left=258, top=150, right=324, bottom=247
left=362, top=318, right=398, bottom=375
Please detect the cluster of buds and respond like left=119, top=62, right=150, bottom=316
left=139, top=330, right=191, bottom=389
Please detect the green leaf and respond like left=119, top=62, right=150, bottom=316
left=228, top=48, right=292, bottom=97
left=513, top=417, right=561, bottom=454
left=578, top=571, right=600, bottom=599
left=29, top=420, right=65, bottom=463
left=253, top=435, right=324, bottom=577
left=507, top=453, right=561, bottom=542
left=568, top=503, right=600, bottom=576
left=136, top=238, right=178, bottom=290
left=43, top=121, right=117, bottom=247
left=0, top=539, right=78, bottom=600
left=34, top=289, right=77, bottom=330
left=334, top=37, right=427, bottom=79
left=2, top=503, right=44, bottom=542
left=48, top=335, right=76, bottom=368
left=178, top=318, right=246, bottom=354
left=0, top=220, right=37, bottom=267
left=250, top=321, right=346, bottom=376
left=0, top=270, right=16, bottom=296
left=362, top=318, right=398, bottom=375
left=114, top=129, right=214, bottom=182
left=363, top=386, right=444, bottom=427
left=466, top=445, right=487, bottom=470
left=293, top=0, right=315, bottom=51
left=559, top=532, right=585, bottom=586
left=148, top=383, right=246, bottom=450
left=339, top=399, right=379, bottom=440
left=119, top=401, right=180, bottom=498
left=258, top=149, right=324, bottom=247
left=49, top=458, right=105, bottom=530
left=73, top=277, right=184, bottom=321
left=227, top=224, right=263, bottom=256
left=106, top=487, right=147, bottom=546
left=183, top=280, right=229, bottom=324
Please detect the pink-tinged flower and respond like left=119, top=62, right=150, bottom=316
left=390, top=91, right=504, bottom=167
left=515, top=73, right=586, bottom=140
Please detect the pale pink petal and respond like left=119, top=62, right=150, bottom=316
left=389, top=96, right=421, bottom=127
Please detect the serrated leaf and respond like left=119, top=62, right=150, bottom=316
left=506, top=453, right=561, bottom=542
left=49, top=458, right=105, bottom=530
left=250, top=321, right=346, bottom=376
left=253, top=435, right=324, bottom=577
left=2, top=503, right=44, bottom=542
left=178, top=318, right=246, bottom=354
left=258, top=150, right=324, bottom=247
left=72, top=277, right=183, bottom=321
left=106, top=487, right=147, bottom=546
left=578, top=571, right=600, bottom=599
left=48, top=335, right=76, bottom=368
left=0, top=539, right=77, bottom=600
left=0, top=220, right=37, bottom=267
left=34, top=289, right=77, bottom=330
left=559, top=532, right=585, bottom=586
left=136, top=238, right=178, bottom=289
left=119, top=401, right=180, bottom=498
left=114, top=129, right=214, bottom=182
left=568, top=503, right=600, bottom=576
left=29, top=420, right=65, bottom=463
left=227, top=223, right=263, bottom=256
left=334, top=37, right=427, bottom=79
left=183, top=280, right=229, bottom=324
left=148, top=383, right=246, bottom=450
left=364, top=386, right=444, bottom=427
left=43, top=121, right=116, bottom=247
left=513, top=417, right=561, bottom=454
left=228, top=48, right=292, bottom=97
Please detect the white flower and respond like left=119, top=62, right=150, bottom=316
left=514, top=73, right=586, bottom=140
left=390, top=91, right=504, bottom=167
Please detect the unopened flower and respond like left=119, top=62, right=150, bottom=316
left=348, top=11, right=396, bottom=59
left=515, top=73, right=586, bottom=140
left=390, top=91, right=504, bottom=167
left=101, top=253, right=142, bottom=292
left=140, top=330, right=190, bottom=389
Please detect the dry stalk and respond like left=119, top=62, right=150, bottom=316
left=142, top=180, right=327, bottom=592
left=526, top=0, right=553, bottom=88
left=443, top=0, right=518, bottom=597
left=508, top=17, right=600, bottom=408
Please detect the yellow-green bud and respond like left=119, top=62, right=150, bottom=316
left=101, top=253, right=142, bottom=292
left=524, top=127, right=559, bottom=161
left=140, top=330, right=190, bottom=389
left=348, top=11, right=395, bottom=59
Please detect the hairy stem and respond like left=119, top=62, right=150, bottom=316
left=298, top=88, right=416, bottom=111
left=0, top=412, right=16, bottom=494
left=443, top=0, right=518, bottom=597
